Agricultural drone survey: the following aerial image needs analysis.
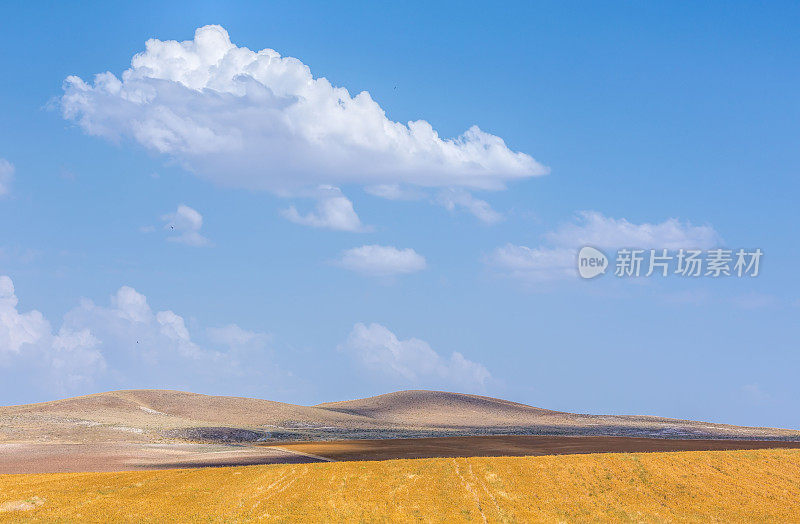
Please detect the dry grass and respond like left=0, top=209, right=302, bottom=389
left=1, top=448, right=799, bottom=522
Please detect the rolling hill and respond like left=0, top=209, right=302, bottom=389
left=2, top=389, right=798, bottom=444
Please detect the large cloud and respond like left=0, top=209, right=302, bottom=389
left=487, top=211, right=721, bottom=283
left=60, top=25, right=546, bottom=194
left=339, top=323, right=491, bottom=391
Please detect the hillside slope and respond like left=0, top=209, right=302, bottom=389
left=0, top=390, right=381, bottom=443
left=316, top=390, right=561, bottom=426
left=2, top=389, right=798, bottom=443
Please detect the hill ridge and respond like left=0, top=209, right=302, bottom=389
left=2, top=388, right=799, bottom=444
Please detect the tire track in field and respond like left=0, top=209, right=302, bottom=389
left=467, top=461, right=503, bottom=519
left=251, top=467, right=298, bottom=511
left=267, top=446, right=335, bottom=462
left=453, top=458, right=487, bottom=523
left=255, top=465, right=310, bottom=508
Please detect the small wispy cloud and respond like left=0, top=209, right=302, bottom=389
left=161, top=205, right=211, bottom=247
left=731, top=293, right=778, bottom=310
left=436, top=188, right=503, bottom=224
left=337, top=245, right=426, bottom=277
left=486, top=211, right=720, bottom=283
left=0, top=159, right=14, bottom=196
left=283, top=186, right=369, bottom=232
left=364, top=184, right=425, bottom=201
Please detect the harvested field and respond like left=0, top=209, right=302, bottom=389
left=3, top=435, right=799, bottom=474
left=0, top=443, right=322, bottom=474
left=1, top=448, right=799, bottom=522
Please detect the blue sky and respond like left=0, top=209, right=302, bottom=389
left=1, top=1, right=799, bottom=429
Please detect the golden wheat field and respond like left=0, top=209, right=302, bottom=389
left=1, top=448, right=799, bottom=522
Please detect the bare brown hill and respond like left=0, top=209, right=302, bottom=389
left=2, top=389, right=799, bottom=445
left=315, top=390, right=561, bottom=427
left=0, top=389, right=381, bottom=443
left=2, top=389, right=800, bottom=474
left=314, top=389, right=800, bottom=440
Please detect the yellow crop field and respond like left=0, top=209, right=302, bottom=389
left=1, top=448, right=799, bottom=522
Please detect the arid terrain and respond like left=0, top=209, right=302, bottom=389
left=1, top=389, right=799, bottom=474
left=2, top=390, right=800, bottom=521
left=273, top=434, right=800, bottom=462
left=2, top=449, right=800, bottom=522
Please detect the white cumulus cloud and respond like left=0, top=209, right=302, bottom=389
left=0, top=159, right=14, bottom=196
left=161, top=204, right=211, bottom=246
left=337, top=245, right=426, bottom=276
left=0, top=276, right=50, bottom=353
left=487, top=211, right=721, bottom=282
left=282, top=186, right=368, bottom=232
left=112, top=285, right=153, bottom=322
left=0, top=276, right=103, bottom=390
left=340, top=323, right=491, bottom=390
left=60, top=25, right=545, bottom=195
left=0, top=275, right=277, bottom=396
left=50, top=328, right=105, bottom=390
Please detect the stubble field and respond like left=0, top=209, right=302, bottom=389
left=1, top=448, right=799, bottom=522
